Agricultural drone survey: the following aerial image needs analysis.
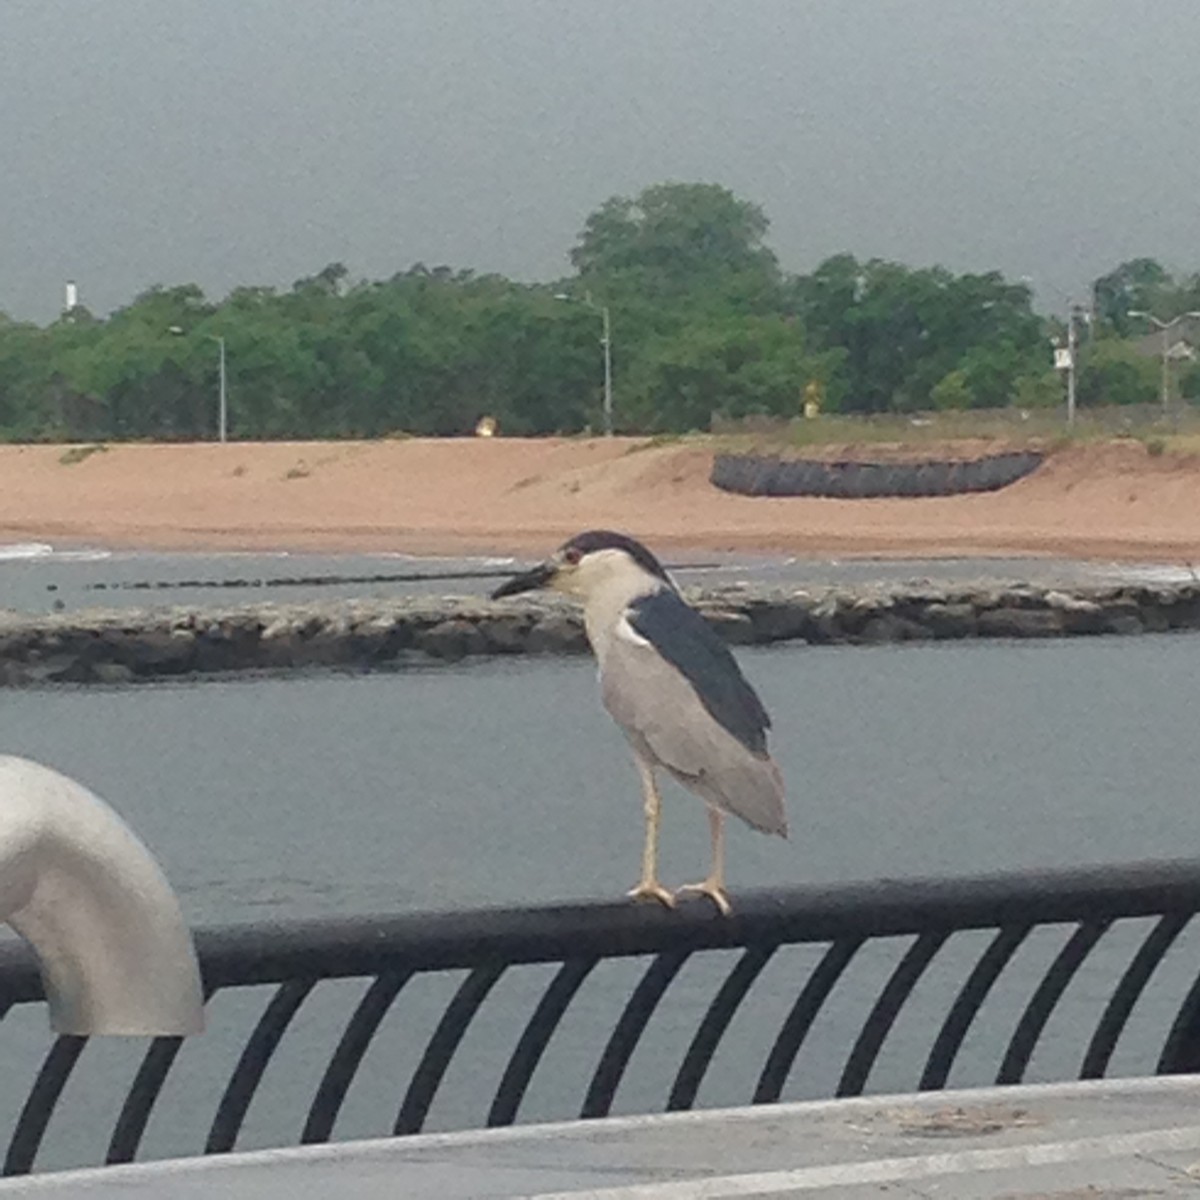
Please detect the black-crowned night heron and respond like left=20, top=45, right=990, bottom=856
left=493, top=530, right=786, bottom=915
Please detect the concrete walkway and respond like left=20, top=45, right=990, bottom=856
left=6, top=1076, right=1200, bottom=1197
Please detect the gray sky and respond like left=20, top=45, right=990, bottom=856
left=4, top=0, right=1199, bottom=323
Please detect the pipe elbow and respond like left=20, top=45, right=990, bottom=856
left=0, top=756, right=204, bottom=1037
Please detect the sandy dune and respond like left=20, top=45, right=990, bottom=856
left=1, top=437, right=1199, bottom=563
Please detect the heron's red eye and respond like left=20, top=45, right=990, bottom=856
left=564, top=547, right=583, bottom=565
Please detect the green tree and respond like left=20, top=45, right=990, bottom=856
left=1012, top=370, right=1063, bottom=410
left=1091, top=258, right=1172, bottom=335
left=930, top=369, right=971, bottom=411
left=795, top=256, right=1041, bottom=412
left=624, top=316, right=841, bottom=431
left=570, top=183, right=779, bottom=304
left=1180, top=361, right=1200, bottom=403
left=1075, top=338, right=1159, bottom=407
left=61, top=285, right=217, bottom=437
left=0, top=317, right=42, bottom=432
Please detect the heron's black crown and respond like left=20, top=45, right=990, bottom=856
left=560, top=531, right=671, bottom=584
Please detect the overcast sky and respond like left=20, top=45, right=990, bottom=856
left=3, top=0, right=1199, bottom=323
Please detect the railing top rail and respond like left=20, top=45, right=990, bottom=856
left=5, top=857, right=1200, bottom=999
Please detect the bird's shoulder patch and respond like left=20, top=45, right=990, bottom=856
left=615, top=613, right=652, bottom=647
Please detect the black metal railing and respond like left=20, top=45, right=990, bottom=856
left=4, top=858, right=1200, bottom=1175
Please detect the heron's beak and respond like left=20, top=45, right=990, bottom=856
left=491, top=561, right=556, bottom=599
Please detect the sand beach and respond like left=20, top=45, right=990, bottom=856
left=0, top=437, right=1198, bottom=564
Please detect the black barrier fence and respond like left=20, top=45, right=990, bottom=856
left=710, top=451, right=1044, bottom=498
left=4, top=859, right=1200, bottom=1175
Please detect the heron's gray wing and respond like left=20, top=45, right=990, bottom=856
left=599, top=609, right=787, bottom=835
left=625, top=590, right=770, bottom=756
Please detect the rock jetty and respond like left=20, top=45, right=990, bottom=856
left=2, top=580, right=1198, bottom=687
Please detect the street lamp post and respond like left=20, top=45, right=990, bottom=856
left=215, top=336, right=227, bottom=444
left=555, top=292, right=613, bottom=436
left=1127, top=311, right=1200, bottom=412
left=1066, top=308, right=1077, bottom=427
left=167, top=327, right=227, bottom=442
left=599, top=302, right=613, bottom=438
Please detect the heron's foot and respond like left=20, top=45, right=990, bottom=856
left=675, top=879, right=733, bottom=917
left=627, top=880, right=676, bottom=909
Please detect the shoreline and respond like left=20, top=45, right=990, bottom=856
left=5, top=530, right=1199, bottom=564
left=5, top=530, right=1192, bottom=566
left=4, top=509, right=1200, bottom=564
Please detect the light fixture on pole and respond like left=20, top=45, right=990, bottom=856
left=167, top=327, right=228, bottom=442
left=554, top=292, right=613, bottom=436
left=1127, top=311, right=1200, bottom=412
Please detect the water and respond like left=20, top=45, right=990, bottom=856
left=3, top=636, right=1199, bottom=922
left=3, top=634, right=1200, bottom=1170
left=2, top=541, right=1192, bottom=617
left=0, top=545, right=527, bottom=616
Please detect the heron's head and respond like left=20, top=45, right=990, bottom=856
left=491, top=530, right=673, bottom=602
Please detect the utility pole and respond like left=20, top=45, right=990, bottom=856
left=599, top=302, right=613, bottom=438
left=1066, top=305, right=1077, bottom=427
left=1054, top=304, right=1080, bottom=427
left=216, top=336, right=227, bottom=444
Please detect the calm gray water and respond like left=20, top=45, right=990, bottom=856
left=3, top=634, right=1200, bottom=1170
left=2, top=636, right=1199, bottom=921
left=2, top=541, right=1191, bottom=616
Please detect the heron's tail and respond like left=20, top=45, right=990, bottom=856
left=689, top=752, right=788, bottom=838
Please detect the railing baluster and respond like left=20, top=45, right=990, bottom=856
left=1159, top=961, right=1200, bottom=1074
left=754, top=938, right=863, bottom=1105
left=837, top=932, right=949, bottom=1097
left=1083, top=913, right=1190, bottom=1079
left=394, top=962, right=506, bottom=1135
left=996, top=920, right=1111, bottom=1085
left=668, top=944, right=777, bottom=1111
left=581, top=950, right=690, bottom=1119
left=919, top=924, right=1031, bottom=1091
left=4, top=1035, right=87, bottom=1176
left=107, top=982, right=218, bottom=1165
left=302, top=970, right=415, bottom=1144
left=206, top=978, right=317, bottom=1154
left=105, top=1037, right=186, bottom=1164
left=489, top=957, right=598, bottom=1128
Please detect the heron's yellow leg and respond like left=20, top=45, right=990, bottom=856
left=675, top=807, right=732, bottom=916
left=627, top=760, right=674, bottom=909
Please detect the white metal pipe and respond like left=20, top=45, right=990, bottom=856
left=0, top=756, right=204, bottom=1036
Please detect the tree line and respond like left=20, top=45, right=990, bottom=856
left=1, top=183, right=1196, bottom=441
